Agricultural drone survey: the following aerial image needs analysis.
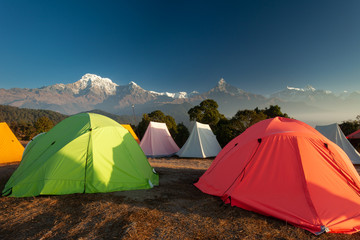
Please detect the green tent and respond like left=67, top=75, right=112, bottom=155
left=2, top=113, right=159, bottom=197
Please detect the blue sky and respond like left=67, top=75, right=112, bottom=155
left=0, top=0, right=360, bottom=95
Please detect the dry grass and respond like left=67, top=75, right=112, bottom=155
left=1, top=159, right=360, bottom=239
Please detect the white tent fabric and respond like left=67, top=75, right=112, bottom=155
left=140, top=121, right=180, bottom=157
left=315, top=123, right=360, bottom=164
left=177, top=122, right=222, bottom=158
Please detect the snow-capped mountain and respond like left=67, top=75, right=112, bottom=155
left=0, top=74, right=359, bottom=126
left=150, top=91, right=188, bottom=99
left=208, top=78, right=245, bottom=95
left=269, top=84, right=345, bottom=113
left=148, top=90, right=200, bottom=99
left=270, top=85, right=334, bottom=101
left=73, top=73, right=118, bottom=95
left=45, top=73, right=118, bottom=96
left=196, top=78, right=267, bottom=116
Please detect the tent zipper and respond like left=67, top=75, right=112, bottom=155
left=83, top=128, right=92, bottom=193
left=222, top=138, right=262, bottom=197
left=324, top=143, right=360, bottom=196
left=205, top=142, right=239, bottom=175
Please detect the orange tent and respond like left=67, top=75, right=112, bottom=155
left=0, top=122, right=24, bottom=164
left=121, top=124, right=140, bottom=144
left=195, top=117, right=360, bottom=235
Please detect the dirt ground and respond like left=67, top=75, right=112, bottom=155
left=1, top=158, right=360, bottom=240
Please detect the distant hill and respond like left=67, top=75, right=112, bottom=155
left=0, top=104, right=68, bottom=125
left=0, top=105, right=140, bottom=126
left=85, top=109, right=138, bottom=125
left=0, top=105, right=143, bottom=140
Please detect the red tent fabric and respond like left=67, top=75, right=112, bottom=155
left=195, top=117, right=360, bottom=234
left=347, top=129, right=360, bottom=139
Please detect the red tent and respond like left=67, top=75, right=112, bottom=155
left=195, top=117, right=360, bottom=234
left=347, top=129, right=360, bottom=139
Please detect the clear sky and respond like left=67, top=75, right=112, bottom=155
left=1, top=0, right=360, bottom=95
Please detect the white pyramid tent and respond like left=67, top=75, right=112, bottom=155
left=177, top=122, right=222, bottom=158
left=140, top=121, right=180, bottom=157
left=315, top=123, right=360, bottom=164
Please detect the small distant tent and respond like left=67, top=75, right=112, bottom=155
left=315, top=123, right=360, bottom=164
left=177, top=122, right=221, bottom=158
left=0, top=122, right=24, bottom=164
left=195, top=117, right=360, bottom=234
left=121, top=124, right=140, bottom=144
left=2, top=113, right=159, bottom=197
left=140, top=121, right=179, bottom=157
left=347, top=129, right=360, bottom=140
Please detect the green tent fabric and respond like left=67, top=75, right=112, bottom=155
left=2, top=113, right=159, bottom=197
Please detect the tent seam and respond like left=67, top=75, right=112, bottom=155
left=294, top=136, right=323, bottom=227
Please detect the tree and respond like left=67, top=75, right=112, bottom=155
left=137, top=110, right=178, bottom=140
left=213, top=118, right=237, bottom=147
left=255, top=105, right=289, bottom=119
left=214, top=109, right=267, bottom=147
left=214, top=105, right=289, bottom=147
left=34, top=116, right=54, bottom=134
left=1, top=104, right=67, bottom=140
left=19, top=121, right=36, bottom=140
left=188, top=99, right=225, bottom=127
left=174, top=123, right=189, bottom=148
left=339, top=115, right=360, bottom=136
left=232, top=109, right=267, bottom=129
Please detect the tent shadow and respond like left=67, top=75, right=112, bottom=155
left=105, top=165, right=360, bottom=236
left=103, top=132, right=157, bottom=193
left=0, top=192, right=131, bottom=239
left=107, top=166, right=294, bottom=231
left=2, top=162, right=360, bottom=238
left=0, top=163, right=19, bottom=192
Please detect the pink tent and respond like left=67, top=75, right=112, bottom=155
left=140, top=121, right=180, bottom=157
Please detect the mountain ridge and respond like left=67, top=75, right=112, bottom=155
left=1, top=74, right=359, bottom=126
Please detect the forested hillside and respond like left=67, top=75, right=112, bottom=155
left=0, top=105, right=136, bottom=140
left=86, top=109, right=137, bottom=125
left=0, top=105, right=68, bottom=140
left=0, top=105, right=68, bottom=124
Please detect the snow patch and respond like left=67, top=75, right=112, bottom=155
left=287, top=86, right=305, bottom=92
left=218, top=78, right=226, bottom=85
left=304, top=85, right=316, bottom=92
left=149, top=90, right=189, bottom=99
left=129, top=81, right=138, bottom=86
